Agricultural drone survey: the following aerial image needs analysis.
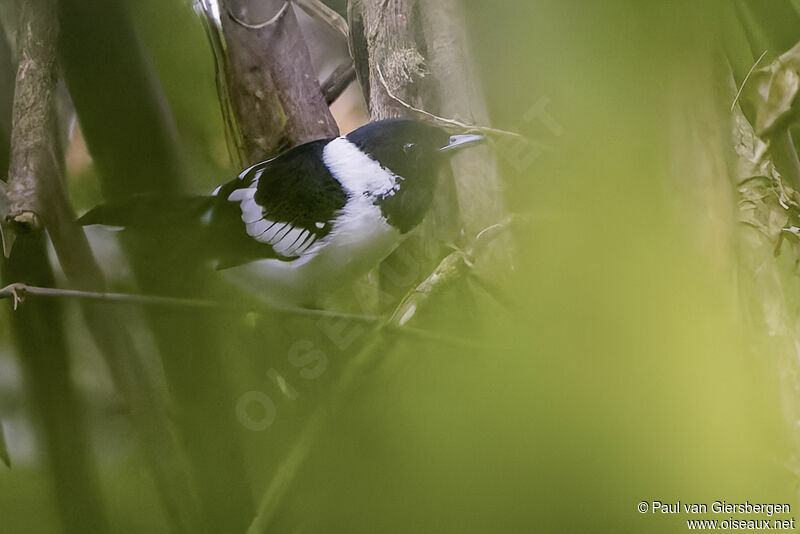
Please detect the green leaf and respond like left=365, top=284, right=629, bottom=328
left=0, top=420, right=10, bottom=468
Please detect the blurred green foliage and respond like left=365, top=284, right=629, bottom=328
left=2, top=1, right=800, bottom=533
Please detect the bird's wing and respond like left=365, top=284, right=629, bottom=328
left=212, top=139, right=347, bottom=263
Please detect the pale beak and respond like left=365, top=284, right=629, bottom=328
left=439, top=133, right=486, bottom=153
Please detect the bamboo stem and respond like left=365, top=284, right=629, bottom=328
left=3, top=233, right=110, bottom=534
left=3, top=7, right=113, bottom=528
left=219, top=0, right=339, bottom=162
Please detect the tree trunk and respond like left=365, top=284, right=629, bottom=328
left=348, top=0, right=508, bottom=310
left=219, top=0, right=339, bottom=164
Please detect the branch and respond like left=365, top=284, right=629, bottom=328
left=0, top=19, right=14, bottom=179
left=419, top=0, right=511, bottom=241
left=60, top=2, right=256, bottom=529
left=219, top=0, right=339, bottom=163
left=375, top=62, right=531, bottom=142
left=0, top=2, right=15, bottom=479
left=0, top=283, right=508, bottom=353
left=731, top=49, right=767, bottom=112
left=348, top=0, right=461, bottom=311
left=347, top=0, right=425, bottom=120
left=0, top=282, right=382, bottom=323
left=3, top=2, right=109, bottom=531
left=389, top=219, right=512, bottom=326
left=225, top=2, right=289, bottom=28
left=321, top=61, right=357, bottom=105
left=4, top=0, right=61, bottom=233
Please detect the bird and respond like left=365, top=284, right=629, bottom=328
left=81, top=119, right=485, bottom=307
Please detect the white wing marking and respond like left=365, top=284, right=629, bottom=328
left=293, top=229, right=310, bottom=248
left=248, top=219, right=273, bottom=237
left=261, top=223, right=284, bottom=241
left=240, top=199, right=264, bottom=224
left=273, top=224, right=293, bottom=243
left=293, top=232, right=317, bottom=255
left=227, top=177, right=326, bottom=257
left=273, top=227, right=304, bottom=256
left=228, top=188, right=255, bottom=202
left=284, top=230, right=310, bottom=257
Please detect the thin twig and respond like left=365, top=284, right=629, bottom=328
left=390, top=217, right=514, bottom=327
left=224, top=1, right=289, bottom=29
left=0, top=282, right=498, bottom=350
left=375, top=63, right=531, bottom=142
left=0, top=282, right=381, bottom=323
left=732, top=49, right=767, bottom=112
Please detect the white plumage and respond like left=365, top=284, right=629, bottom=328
left=222, top=135, right=404, bottom=306
left=322, top=137, right=400, bottom=198
left=82, top=119, right=483, bottom=308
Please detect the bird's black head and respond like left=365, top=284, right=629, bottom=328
left=346, top=119, right=451, bottom=180
left=346, top=119, right=485, bottom=233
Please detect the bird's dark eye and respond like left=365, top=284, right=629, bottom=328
left=403, top=143, right=416, bottom=154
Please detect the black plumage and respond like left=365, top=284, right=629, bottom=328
left=80, top=119, right=485, bottom=305
left=211, top=139, right=347, bottom=264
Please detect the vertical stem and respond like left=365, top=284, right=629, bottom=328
left=219, top=0, right=339, bottom=162
left=6, top=0, right=60, bottom=231
left=0, top=20, right=14, bottom=178
left=349, top=0, right=459, bottom=311
left=8, top=1, right=205, bottom=533
left=58, top=1, right=254, bottom=531
left=3, top=233, right=109, bottom=534
left=419, top=0, right=508, bottom=240
left=348, top=0, right=426, bottom=120
left=349, top=0, right=510, bottom=248
left=2, top=9, right=109, bottom=530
